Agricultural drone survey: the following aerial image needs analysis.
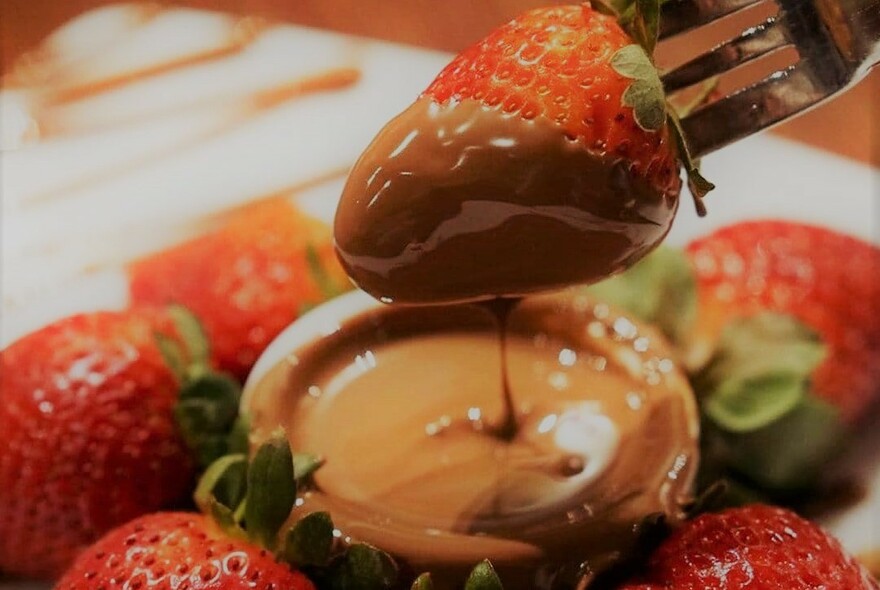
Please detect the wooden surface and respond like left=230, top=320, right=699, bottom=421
left=2, top=0, right=878, bottom=166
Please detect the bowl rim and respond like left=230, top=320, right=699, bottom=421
left=241, top=289, right=382, bottom=409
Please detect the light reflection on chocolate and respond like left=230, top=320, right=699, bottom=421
left=245, top=292, right=699, bottom=589
left=334, top=98, right=680, bottom=304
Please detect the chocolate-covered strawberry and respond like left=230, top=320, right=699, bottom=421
left=0, top=308, right=240, bottom=579
left=335, top=3, right=711, bottom=305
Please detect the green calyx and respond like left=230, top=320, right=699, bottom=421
left=695, top=312, right=846, bottom=492
left=696, top=312, right=827, bottom=432
left=281, top=512, right=335, bottom=567
left=611, top=45, right=666, bottom=133
left=323, top=544, right=400, bottom=590
left=595, top=0, right=716, bottom=212
left=196, top=437, right=512, bottom=588
left=411, top=574, right=434, bottom=590
left=464, top=561, right=504, bottom=590
left=154, top=304, right=244, bottom=468
left=246, top=432, right=298, bottom=548
left=196, top=434, right=396, bottom=589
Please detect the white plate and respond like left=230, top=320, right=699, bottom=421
left=1, top=5, right=878, bottom=587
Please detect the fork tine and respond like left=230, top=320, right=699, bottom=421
left=659, top=0, right=766, bottom=40
left=662, top=18, right=791, bottom=93
left=679, top=62, right=831, bottom=158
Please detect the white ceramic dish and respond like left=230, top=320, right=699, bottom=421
left=1, top=5, right=878, bottom=588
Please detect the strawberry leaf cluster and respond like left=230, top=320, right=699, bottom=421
left=585, top=247, right=847, bottom=498
left=155, top=304, right=244, bottom=468
left=594, top=0, right=715, bottom=212
left=197, top=433, right=508, bottom=589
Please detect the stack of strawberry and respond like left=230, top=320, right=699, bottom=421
left=1, top=3, right=877, bottom=590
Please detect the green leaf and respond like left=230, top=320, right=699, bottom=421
left=327, top=544, right=399, bottom=590
left=280, top=512, right=335, bottom=567
left=591, top=0, right=631, bottom=17
left=668, top=108, right=714, bottom=215
left=174, top=372, right=242, bottom=467
left=697, top=313, right=827, bottom=433
left=411, top=574, right=434, bottom=590
left=702, top=395, right=846, bottom=492
left=154, top=332, right=186, bottom=381
left=246, top=433, right=297, bottom=550
left=207, top=497, right=248, bottom=539
left=465, top=560, right=503, bottom=590
left=586, top=246, right=696, bottom=344
left=695, top=312, right=842, bottom=492
left=194, top=453, right=248, bottom=517
left=611, top=45, right=666, bottom=132
left=706, top=373, right=807, bottom=432
left=294, top=452, right=325, bottom=483
left=227, top=414, right=251, bottom=455
left=167, top=304, right=210, bottom=368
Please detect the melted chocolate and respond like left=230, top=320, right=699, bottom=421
left=334, top=98, right=679, bottom=304
left=245, top=292, right=699, bottom=589
left=481, top=298, right=521, bottom=441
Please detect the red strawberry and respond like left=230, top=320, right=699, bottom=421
left=54, top=512, right=316, bottom=590
left=423, top=4, right=681, bottom=197
left=585, top=221, right=879, bottom=492
left=53, top=434, right=402, bottom=590
left=0, top=308, right=240, bottom=579
left=620, top=505, right=878, bottom=590
left=682, top=221, right=880, bottom=492
left=687, top=220, right=880, bottom=423
left=0, top=311, right=194, bottom=579
left=129, top=199, right=350, bottom=381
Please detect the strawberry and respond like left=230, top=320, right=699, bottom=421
left=686, top=221, right=880, bottom=493
left=129, top=199, right=350, bottom=381
left=620, top=505, right=878, bottom=589
left=423, top=4, right=684, bottom=199
left=587, top=221, right=880, bottom=493
left=334, top=3, right=713, bottom=304
left=0, top=309, right=240, bottom=579
left=687, top=220, right=880, bottom=424
left=53, top=512, right=316, bottom=590
left=52, top=433, right=407, bottom=590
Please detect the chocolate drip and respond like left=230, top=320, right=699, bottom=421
left=479, top=298, right=521, bottom=441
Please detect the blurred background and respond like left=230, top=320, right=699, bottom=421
left=2, top=0, right=878, bottom=165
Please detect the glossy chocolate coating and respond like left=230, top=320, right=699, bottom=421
left=334, top=98, right=679, bottom=304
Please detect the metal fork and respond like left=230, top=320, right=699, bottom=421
left=659, top=0, right=880, bottom=158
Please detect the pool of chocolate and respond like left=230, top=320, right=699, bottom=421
left=244, top=291, right=699, bottom=589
